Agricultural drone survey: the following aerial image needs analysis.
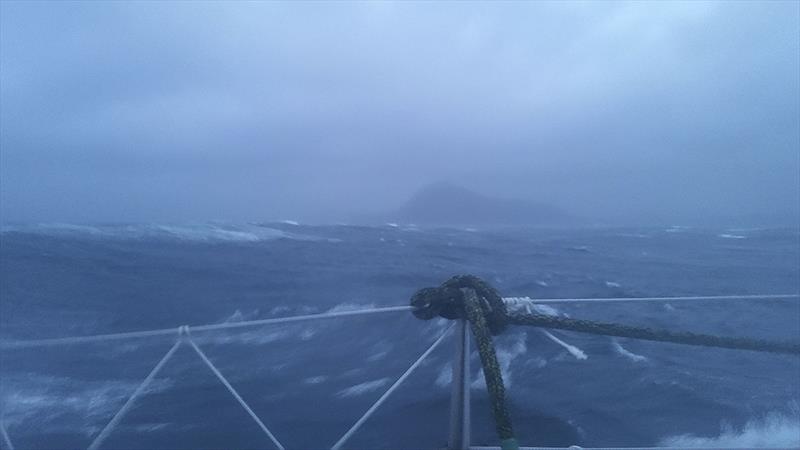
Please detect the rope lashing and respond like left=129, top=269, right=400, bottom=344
left=462, top=288, right=518, bottom=450
left=411, top=275, right=508, bottom=335
left=505, top=312, right=800, bottom=355
left=409, top=275, right=800, bottom=450
left=411, top=276, right=519, bottom=450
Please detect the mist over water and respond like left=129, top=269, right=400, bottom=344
left=1, top=2, right=799, bottom=450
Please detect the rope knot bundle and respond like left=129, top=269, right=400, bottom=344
left=409, top=275, right=798, bottom=450
left=410, top=274, right=508, bottom=335
left=410, top=275, right=519, bottom=449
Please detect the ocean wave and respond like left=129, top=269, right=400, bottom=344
left=222, top=308, right=261, bottom=323
left=472, top=332, right=527, bottom=389
left=665, top=225, right=690, bottom=233
left=325, top=302, right=377, bottom=314
left=335, top=378, right=391, bottom=398
left=269, top=305, right=294, bottom=316
left=0, top=222, right=334, bottom=243
left=612, top=339, right=648, bottom=362
left=503, top=297, right=562, bottom=317
left=719, top=233, right=747, bottom=239
left=2, top=374, right=173, bottom=428
left=366, top=340, right=393, bottom=362
left=436, top=362, right=452, bottom=388
left=193, top=308, right=309, bottom=346
left=303, top=375, right=328, bottom=385
left=541, top=330, right=587, bottom=360
left=659, top=412, right=800, bottom=448
left=196, top=328, right=292, bottom=346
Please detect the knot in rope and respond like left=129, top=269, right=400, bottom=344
left=410, top=275, right=518, bottom=449
left=410, top=275, right=508, bottom=335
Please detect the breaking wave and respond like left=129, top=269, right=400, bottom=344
left=0, top=222, right=333, bottom=243
left=325, top=302, right=377, bottom=314
left=541, top=330, right=587, bottom=360
left=335, top=378, right=391, bottom=398
left=2, top=374, right=173, bottom=429
left=304, top=375, right=328, bottom=385
left=503, top=297, right=562, bottom=317
left=612, top=340, right=648, bottom=362
left=659, top=412, right=800, bottom=448
left=472, top=332, right=527, bottom=389
left=435, top=363, right=453, bottom=388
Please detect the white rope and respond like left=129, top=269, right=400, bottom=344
left=331, top=323, right=455, bottom=450
left=1, top=327, right=181, bottom=349
left=0, top=305, right=415, bottom=349
left=87, top=339, right=182, bottom=450
left=185, top=334, right=285, bottom=450
left=0, top=419, right=14, bottom=450
left=191, top=305, right=414, bottom=333
left=505, top=294, right=799, bottom=304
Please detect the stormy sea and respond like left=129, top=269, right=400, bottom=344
left=1, top=223, right=798, bottom=449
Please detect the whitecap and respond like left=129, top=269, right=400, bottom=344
left=2, top=374, right=173, bottom=427
left=659, top=412, right=800, bottom=448
left=366, top=341, right=393, bottom=362
left=325, top=302, right=376, bottom=314
left=153, top=224, right=265, bottom=242
left=202, top=329, right=290, bottom=346
left=612, top=340, right=647, bottom=362
left=335, top=378, right=391, bottom=398
left=503, top=297, right=561, bottom=317
left=472, top=332, right=527, bottom=389
left=304, top=375, right=328, bottom=385
left=222, top=309, right=260, bottom=323
left=435, top=363, right=453, bottom=388
left=0, top=222, right=337, bottom=243
left=541, top=330, right=587, bottom=360
left=269, top=305, right=292, bottom=316
left=665, top=225, right=689, bottom=233
left=299, top=328, right=316, bottom=341
left=719, top=233, right=746, bottom=239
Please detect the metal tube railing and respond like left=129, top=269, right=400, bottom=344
left=448, top=319, right=471, bottom=450
left=1, top=294, right=798, bottom=449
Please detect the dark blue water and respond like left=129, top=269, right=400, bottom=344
left=1, top=223, right=798, bottom=449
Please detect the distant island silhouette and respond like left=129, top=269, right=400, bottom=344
left=379, top=183, right=577, bottom=226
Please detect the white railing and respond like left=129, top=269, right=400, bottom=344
left=1, top=294, right=798, bottom=450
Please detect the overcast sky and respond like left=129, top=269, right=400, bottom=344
left=1, top=1, right=798, bottom=224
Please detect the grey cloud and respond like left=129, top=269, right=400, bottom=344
left=1, top=1, right=798, bottom=224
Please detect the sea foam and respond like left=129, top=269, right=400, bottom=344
left=659, top=412, right=800, bottom=448
left=612, top=340, right=648, bottom=362
left=335, top=378, right=391, bottom=398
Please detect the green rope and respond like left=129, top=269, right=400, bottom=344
left=409, top=274, right=800, bottom=448
left=506, top=312, right=800, bottom=355
left=462, top=288, right=518, bottom=449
